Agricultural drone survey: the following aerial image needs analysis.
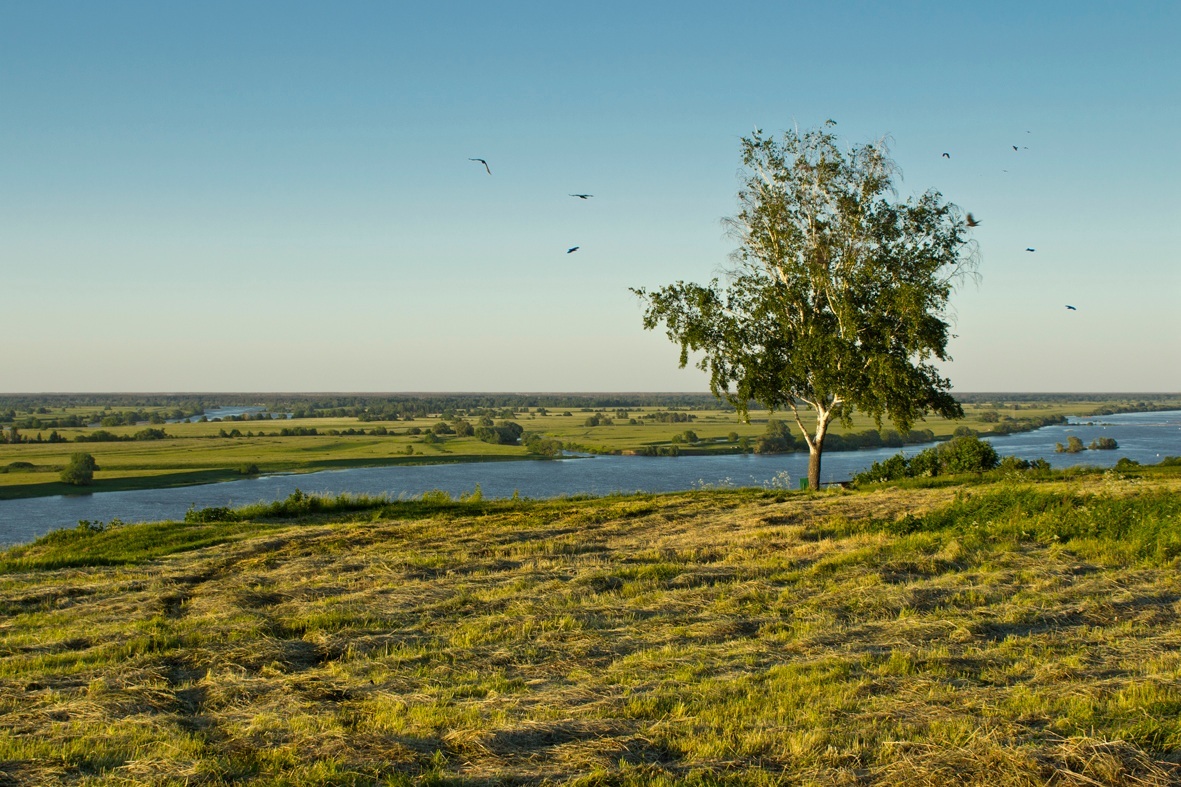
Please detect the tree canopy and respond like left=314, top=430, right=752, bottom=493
left=634, top=122, right=978, bottom=489
left=60, top=452, right=99, bottom=486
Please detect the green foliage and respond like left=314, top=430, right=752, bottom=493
left=853, top=436, right=999, bottom=484
left=524, top=433, right=564, bottom=457
left=756, top=419, right=803, bottom=454
left=60, top=452, right=98, bottom=486
left=1090, top=437, right=1118, bottom=450
left=938, top=434, right=1000, bottom=474
left=1057, top=436, right=1086, bottom=453
left=476, top=420, right=524, bottom=445
left=634, top=122, right=975, bottom=488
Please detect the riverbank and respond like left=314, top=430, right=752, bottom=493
left=0, top=454, right=541, bottom=501
left=3, top=471, right=1180, bottom=784
left=0, top=404, right=1078, bottom=500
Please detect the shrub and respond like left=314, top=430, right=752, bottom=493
left=476, top=421, right=523, bottom=445
left=756, top=420, right=802, bottom=454
left=852, top=436, right=1000, bottom=485
left=938, top=435, right=999, bottom=474
left=1056, top=436, right=1085, bottom=453
left=1089, top=437, right=1118, bottom=450
left=997, top=455, right=1031, bottom=473
left=524, top=434, right=563, bottom=456
left=60, top=452, right=98, bottom=485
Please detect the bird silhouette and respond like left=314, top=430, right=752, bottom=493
left=469, top=158, right=491, bottom=175
left=942, top=153, right=950, bottom=159
left=1026, top=247, right=1036, bottom=252
left=569, top=194, right=593, bottom=199
left=567, top=246, right=580, bottom=254
left=1065, top=305, right=1077, bottom=311
left=966, top=213, right=981, bottom=227
left=1012, top=146, right=1018, bottom=151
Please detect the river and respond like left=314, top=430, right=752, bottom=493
left=2, top=410, right=1178, bottom=547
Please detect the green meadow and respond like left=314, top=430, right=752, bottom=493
left=6, top=394, right=1176, bottom=499
left=2, top=465, right=1180, bottom=784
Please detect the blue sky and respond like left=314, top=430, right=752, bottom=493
left=2, top=1, right=1177, bottom=392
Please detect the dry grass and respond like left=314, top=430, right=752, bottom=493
left=2, top=476, right=1180, bottom=785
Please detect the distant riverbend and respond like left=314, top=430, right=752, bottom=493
left=1, top=411, right=1178, bottom=547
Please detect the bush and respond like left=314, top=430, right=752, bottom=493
left=939, top=435, right=999, bottom=474
left=60, top=452, right=98, bottom=486
left=851, top=436, right=1000, bottom=485
left=1056, top=436, right=1085, bottom=453
left=524, top=434, right=563, bottom=456
left=997, top=455, right=1031, bottom=473
left=756, top=419, right=802, bottom=454
left=1089, top=437, right=1118, bottom=450
left=476, top=421, right=524, bottom=445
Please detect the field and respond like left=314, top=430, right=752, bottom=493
left=2, top=465, right=1180, bottom=784
left=6, top=393, right=1179, bottom=500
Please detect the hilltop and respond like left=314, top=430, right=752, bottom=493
left=2, top=467, right=1180, bottom=785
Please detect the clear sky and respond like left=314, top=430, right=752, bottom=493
left=2, top=1, right=1178, bottom=393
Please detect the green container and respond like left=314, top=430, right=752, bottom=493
left=799, top=478, right=809, bottom=490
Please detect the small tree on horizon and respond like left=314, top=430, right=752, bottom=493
left=634, top=122, right=978, bottom=489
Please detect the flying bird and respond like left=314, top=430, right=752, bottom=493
left=1012, top=145, right=1018, bottom=151
left=942, top=152, right=950, bottom=158
left=1065, top=305, right=1077, bottom=311
left=1026, top=247, right=1036, bottom=252
left=567, top=246, right=580, bottom=254
left=569, top=194, right=594, bottom=199
left=469, top=158, right=491, bottom=175
left=966, top=213, right=981, bottom=227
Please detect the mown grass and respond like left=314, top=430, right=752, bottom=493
left=2, top=472, right=1180, bottom=784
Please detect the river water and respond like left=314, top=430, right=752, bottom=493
left=2, top=411, right=1178, bottom=547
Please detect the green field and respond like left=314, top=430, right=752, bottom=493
left=2, top=465, right=1180, bottom=784
left=2, top=394, right=1180, bottom=499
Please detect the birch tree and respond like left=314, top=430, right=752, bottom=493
left=634, top=122, right=978, bottom=489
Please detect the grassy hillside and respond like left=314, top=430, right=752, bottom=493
left=2, top=470, right=1181, bottom=785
